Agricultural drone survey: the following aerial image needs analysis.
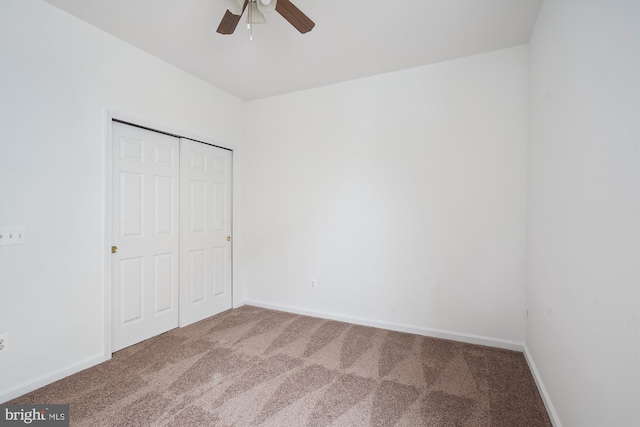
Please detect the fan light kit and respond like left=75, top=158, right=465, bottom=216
left=217, top=0, right=315, bottom=40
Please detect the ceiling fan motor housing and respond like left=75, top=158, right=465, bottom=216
left=217, top=0, right=314, bottom=35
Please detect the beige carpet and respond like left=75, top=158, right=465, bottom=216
left=12, top=306, right=551, bottom=426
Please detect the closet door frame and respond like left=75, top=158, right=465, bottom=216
left=103, top=110, right=237, bottom=358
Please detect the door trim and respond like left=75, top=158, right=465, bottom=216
left=103, top=109, right=236, bottom=357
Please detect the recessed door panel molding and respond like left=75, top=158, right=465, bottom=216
left=212, top=155, right=226, bottom=174
left=154, top=144, right=175, bottom=167
left=213, top=183, right=226, bottom=231
left=120, top=172, right=144, bottom=238
left=120, top=136, right=144, bottom=162
left=190, top=151, right=206, bottom=172
left=180, top=138, right=232, bottom=327
left=120, top=257, right=143, bottom=324
left=213, top=247, right=226, bottom=296
left=190, top=180, right=206, bottom=233
left=153, top=253, right=174, bottom=314
left=154, top=176, right=174, bottom=235
left=111, top=122, right=180, bottom=352
left=190, top=249, right=206, bottom=304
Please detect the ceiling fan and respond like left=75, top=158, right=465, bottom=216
left=217, top=0, right=315, bottom=37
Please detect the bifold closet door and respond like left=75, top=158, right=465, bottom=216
left=179, top=138, right=233, bottom=327
left=111, top=122, right=180, bottom=351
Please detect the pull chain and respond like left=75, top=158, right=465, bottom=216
left=248, top=0, right=253, bottom=40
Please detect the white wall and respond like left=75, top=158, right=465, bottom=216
left=243, top=46, right=529, bottom=344
left=0, top=0, right=245, bottom=401
left=527, top=1, right=639, bottom=426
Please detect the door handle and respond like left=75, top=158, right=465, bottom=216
left=111, top=246, right=118, bottom=254
left=226, top=236, right=231, bottom=242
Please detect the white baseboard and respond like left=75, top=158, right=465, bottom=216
left=523, top=344, right=562, bottom=427
left=0, top=353, right=108, bottom=404
left=244, top=300, right=524, bottom=352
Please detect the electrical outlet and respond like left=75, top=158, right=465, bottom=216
left=0, top=334, right=8, bottom=353
left=310, top=279, right=317, bottom=289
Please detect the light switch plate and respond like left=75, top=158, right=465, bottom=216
left=0, top=226, right=26, bottom=246
left=0, top=334, right=7, bottom=353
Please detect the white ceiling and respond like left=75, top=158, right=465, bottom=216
left=44, top=0, right=543, bottom=101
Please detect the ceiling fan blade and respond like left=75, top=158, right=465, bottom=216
left=216, top=0, right=248, bottom=35
left=275, top=0, right=315, bottom=34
